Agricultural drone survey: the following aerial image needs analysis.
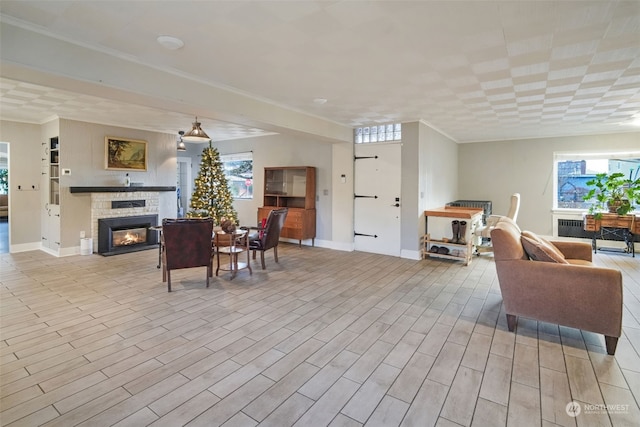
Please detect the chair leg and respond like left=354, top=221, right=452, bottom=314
left=605, top=336, right=618, bottom=355
left=274, top=246, right=279, bottom=263
left=210, top=252, right=215, bottom=277
left=261, top=251, right=266, bottom=269
left=506, top=314, right=517, bottom=332
left=206, top=265, right=210, bottom=288
left=167, top=270, right=172, bottom=292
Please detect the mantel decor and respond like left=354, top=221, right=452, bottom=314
left=105, top=136, right=148, bottom=171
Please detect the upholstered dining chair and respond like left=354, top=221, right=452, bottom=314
left=161, top=217, right=214, bottom=292
left=247, top=208, right=288, bottom=269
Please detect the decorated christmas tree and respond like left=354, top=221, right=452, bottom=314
left=187, top=142, right=238, bottom=224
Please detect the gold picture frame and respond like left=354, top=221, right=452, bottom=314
left=105, top=136, right=147, bottom=171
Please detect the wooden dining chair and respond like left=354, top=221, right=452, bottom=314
left=247, top=208, right=288, bottom=269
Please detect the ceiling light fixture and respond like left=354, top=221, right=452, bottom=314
left=177, top=130, right=186, bottom=151
left=313, top=98, right=328, bottom=105
left=157, top=35, right=184, bottom=50
left=182, top=117, right=211, bottom=142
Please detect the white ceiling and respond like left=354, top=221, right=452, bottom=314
left=1, top=0, right=639, bottom=143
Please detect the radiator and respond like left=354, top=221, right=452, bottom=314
left=557, top=219, right=593, bottom=239
left=446, top=200, right=492, bottom=225
left=557, top=218, right=638, bottom=242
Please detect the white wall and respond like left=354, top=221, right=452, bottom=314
left=60, top=119, right=177, bottom=249
left=331, top=141, right=355, bottom=250
left=402, top=121, right=459, bottom=257
left=5, top=115, right=637, bottom=255
left=458, top=131, right=640, bottom=235
left=1, top=118, right=177, bottom=253
left=202, top=133, right=335, bottom=245
left=414, top=122, right=459, bottom=238
left=0, top=120, right=42, bottom=248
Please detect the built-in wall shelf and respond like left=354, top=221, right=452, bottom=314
left=70, top=186, right=176, bottom=193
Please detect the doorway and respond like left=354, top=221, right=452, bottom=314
left=0, top=142, right=9, bottom=253
left=177, top=157, right=192, bottom=217
left=353, top=142, right=402, bottom=256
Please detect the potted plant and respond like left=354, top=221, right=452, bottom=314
left=583, top=172, right=640, bottom=218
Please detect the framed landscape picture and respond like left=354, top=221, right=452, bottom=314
left=105, top=136, right=147, bottom=171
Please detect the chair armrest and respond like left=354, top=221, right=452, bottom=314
left=240, top=226, right=262, bottom=241
left=495, top=259, right=622, bottom=337
left=486, top=215, right=503, bottom=225
left=550, top=240, right=592, bottom=261
left=475, top=215, right=502, bottom=236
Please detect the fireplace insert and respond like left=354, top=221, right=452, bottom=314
left=98, top=214, right=158, bottom=256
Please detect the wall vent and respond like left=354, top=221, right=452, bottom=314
left=112, top=200, right=145, bottom=209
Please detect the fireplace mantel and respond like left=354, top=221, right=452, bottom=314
left=70, top=186, right=176, bottom=193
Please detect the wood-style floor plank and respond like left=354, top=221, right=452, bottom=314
left=1, top=244, right=639, bottom=426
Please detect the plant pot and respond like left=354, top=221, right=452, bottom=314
left=607, top=200, right=623, bottom=213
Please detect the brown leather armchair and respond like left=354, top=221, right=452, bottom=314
left=247, top=208, right=288, bottom=269
left=490, top=216, right=623, bottom=355
left=161, top=218, right=214, bottom=292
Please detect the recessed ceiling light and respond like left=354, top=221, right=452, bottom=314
left=157, top=35, right=184, bottom=50
left=313, top=98, right=328, bottom=105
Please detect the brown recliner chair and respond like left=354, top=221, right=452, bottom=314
left=490, top=216, right=622, bottom=355
left=247, top=208, right=288, bottom=269
left=162, top=218, right=214, bottom=292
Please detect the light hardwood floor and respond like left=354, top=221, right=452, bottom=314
left=1, top=243, right=639, bottom=426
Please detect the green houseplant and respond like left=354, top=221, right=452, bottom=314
left=583, top=172, right=640, bottom=218
left=0, top=169, right=7, bottom=194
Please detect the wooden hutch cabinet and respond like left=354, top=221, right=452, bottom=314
left=258, top=166, right=316, bottom=246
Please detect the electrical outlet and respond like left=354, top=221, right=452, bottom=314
left=80, top=231, right=86, bottom=238
left=62, top=169, right=71, bottom=176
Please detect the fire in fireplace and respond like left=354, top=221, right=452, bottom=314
left=112, top=227, right=148, bottom=247
left=98, top=215, right=158, bottom=256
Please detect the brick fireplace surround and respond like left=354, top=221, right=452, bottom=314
left=91, top=191, right=160, bottom=254
left=70, top=186, right=175, bottom=254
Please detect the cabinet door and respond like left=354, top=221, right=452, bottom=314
left=42, top=204, right=60, bottom=250
left=48, top=205, right=61, bottom=249
left=282, top=209, right=303, bottom=239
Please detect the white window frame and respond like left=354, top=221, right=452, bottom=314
left=553, top=150, right=640, bottom=212
left=220, top=151, right=253, bottom=200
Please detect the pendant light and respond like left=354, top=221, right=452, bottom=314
left=183, top=116, right=210, bottom=142
left=177, top=131, right=186, bottom=151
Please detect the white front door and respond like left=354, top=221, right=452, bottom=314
left=354, top=143, right=402, bottom=256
